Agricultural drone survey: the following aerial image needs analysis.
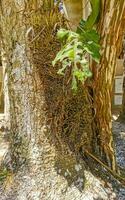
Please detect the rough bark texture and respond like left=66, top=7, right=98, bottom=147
left=92, top=0, right=125, bottom=170
left=1, top=0, right=125, bottom=199
left=0, top=1, right=97, bottom=199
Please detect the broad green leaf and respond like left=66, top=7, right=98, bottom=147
left=52, top=10, right=101, bottom=92
left=83, top=42, right=100, bottom=63
left=87, top=30, right=100, bottom=43
left=81, top=29, right=100, bottom=43
left=83, top=0, right=100, bottom=30
left=79, top=30, right=100, bottom=44
left=57, top=29, right=69, bottom=41
left=52, top=44, right=74, bottom=66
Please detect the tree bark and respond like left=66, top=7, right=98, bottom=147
left=62, top=0, right=125, bottom=172
left=92, top=0, right=125, bottom=171
left=0, top=1, right=95, bottom=199
left=1, top=0, right=125, bottom=198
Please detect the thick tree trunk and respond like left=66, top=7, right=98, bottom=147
left=0, top=1, right=96, bottom=199
left=1, top=0, right=125, bottom=198
left=92, top=0, right=125, bottom=171
left=63, top=0, right=125, bottom=172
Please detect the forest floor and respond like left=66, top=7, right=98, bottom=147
left=0, top=114, right=125, bottom=200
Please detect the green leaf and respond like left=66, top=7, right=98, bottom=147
left=74, top=69, right=85, bottom=82
left=57, top=66, right=67, bottom=75
left=52, top=9, right=101, bottom=92
left=77, top=19, right=86, bottom=33
left=81, top=29, right=100, bottom=43
left=57, top=29, right=69, bottom=41
left=67, top=32, right=79, bottom=42
left=82, top=0, right=100, bottom=30
left=52, top=44, right=74, bottom=66
left=83, top=42, right=100, bottom=63
left=57, top=60, right=71, bottom=75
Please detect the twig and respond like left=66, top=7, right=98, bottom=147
left=84, top=149, right=125, bottom=186
left=30, top=27, right=45, bottom=43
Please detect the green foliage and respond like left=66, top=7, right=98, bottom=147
left=52, top=0, right=101, bottom=91
left=83, top=0, right=100, bottom=30
left=53, top=25, right=100, bottom=91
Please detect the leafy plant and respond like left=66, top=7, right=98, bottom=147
left=52, top=2, right=101, bottom=91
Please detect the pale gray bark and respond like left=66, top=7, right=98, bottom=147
left=0, top=1, right=95, bottom=199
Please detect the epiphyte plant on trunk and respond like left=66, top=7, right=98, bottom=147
left=53, top=0, right=101, bottom=91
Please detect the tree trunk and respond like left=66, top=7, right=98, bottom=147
left=1, top=0, right=125, bottom=198
left=63, top=0, right=125, bottom=172
left=0, top=1, right=96, bottom=199
left=92, top=0, right=125, bottom=171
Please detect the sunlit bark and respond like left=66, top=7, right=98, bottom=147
left=1, top=0, right=125, bottom=198
left=62, top=0, right=125, bottom=171
left=0, top=0, right=93, bottom=199
left=92, top=0, right=125, bottom=170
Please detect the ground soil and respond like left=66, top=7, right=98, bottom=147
left=0, top=116, right=125, bottom=200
